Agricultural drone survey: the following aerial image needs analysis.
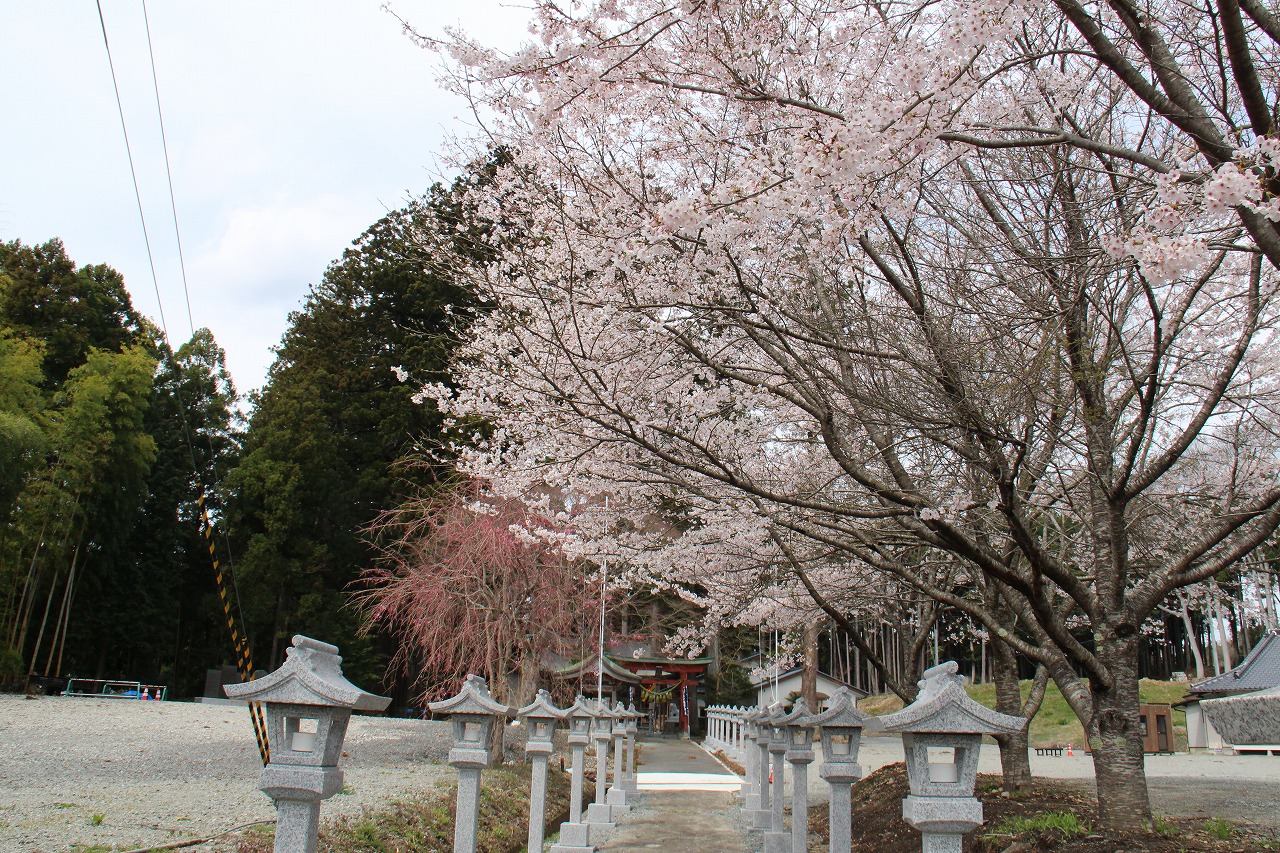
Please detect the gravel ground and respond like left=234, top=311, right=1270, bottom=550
left=5, top=695, right=1277, bottom=852
left=0, top=694, right=458, bottom=853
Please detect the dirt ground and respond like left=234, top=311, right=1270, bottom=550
left=809, top=763, right=1280, bottom=853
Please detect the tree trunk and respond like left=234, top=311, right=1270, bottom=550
left=1087, top=638, right=1152, bottom=831
left=26, top=572, right=59, bottom=682
left=8, top=519, right=50, bottom=649
left=1214, top=596, right=1234, bottom=670
left=1175, top=593, right=1206, bottom=679
left=990, top=638, right=1032, bottom=792
left=801, top=622, right=819, bottom=709
left=44, top=543, right=79, bottom=676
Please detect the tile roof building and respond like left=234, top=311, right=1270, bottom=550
left=1183, top=629, right=1280, bottom=754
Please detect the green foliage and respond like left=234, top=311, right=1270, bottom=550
left=1151, top=814, right=1178, bottom=835
left=706, top=663, right=755, bottom=706
left=0, top=237, right=241, bottom=695
left=993, top=810, right=1090, bottom=837
left=1204, top=817, right=1236, bottom=839
left=0, top=239, right=143, bottom=385
left=866, top=679, right=1190, bottom=750
left=0, top=646, right=23, bottom=680
left=0, top=328, right=47, bottom=517
left=88, top=812, right=104, bottom=826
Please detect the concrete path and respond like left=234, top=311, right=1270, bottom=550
left=596, top=737, right=755, bottom=853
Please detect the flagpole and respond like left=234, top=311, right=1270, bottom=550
left=596, top=497, right=608, bottom=701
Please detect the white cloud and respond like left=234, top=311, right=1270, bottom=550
left=189, top=194, right=384, bottom=395
left=0, top=0, right=533, bottom=401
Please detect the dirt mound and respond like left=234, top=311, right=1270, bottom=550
left=808, top=763, right=1280, bottom=853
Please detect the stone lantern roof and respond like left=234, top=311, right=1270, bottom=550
left=428, top=674, right=513, bottom=717
left=878, top=662, right=1022, bottom=735
left=780, top=697, right=812, bottom=727
left=223, top=635, right=389, bottom=711
left=518, top=689, right=568, bottom=720
left=804, top=686, right=878, bottom=730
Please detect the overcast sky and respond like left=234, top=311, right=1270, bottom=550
left=1, top=1, right=529, bottom=399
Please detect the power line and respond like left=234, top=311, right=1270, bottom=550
left=94, top=0, right=170, bottom=338
left=137, top=0, right=249, bottom=656
left=141, top=0, right=196, bottom=337
left=96, top=0, right=267, bottom=764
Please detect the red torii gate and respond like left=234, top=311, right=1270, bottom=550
left=612, top=656, right=710, bottom=735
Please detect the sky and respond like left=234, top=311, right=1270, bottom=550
left=0, top=1, right=530, bottom=399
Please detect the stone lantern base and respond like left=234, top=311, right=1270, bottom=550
left=586, top=800, right=618, bottom=826
left=549, top=820, right=595, bottom=853
left=902, top=796, right=982, bottom=853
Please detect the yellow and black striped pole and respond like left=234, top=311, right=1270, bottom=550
left=198, top=491, right=270, bottom=765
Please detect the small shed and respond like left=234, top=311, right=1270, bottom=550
left=1138, top=703, right=1173, bottom=754
left=750, top=666, right=868, bottom=710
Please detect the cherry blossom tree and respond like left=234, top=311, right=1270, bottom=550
left=398, top=0, right=1280, bottom=829
left=356, top=481, right=594, bottom=711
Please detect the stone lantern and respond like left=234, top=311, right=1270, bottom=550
left=763, top=703, right=790, bottom=853
left=586, top=700, right=618, bottom=828
left=428, top=674, right=514, bottom=853
left=879, top=662, right=1023, bottom=853
left=518, top=690, right=567, bottom=853
left=736, top=707, right=757, bottom=806
left=223, top=635, right=390, bottom=853
left=747, top=707, right=772, bottom=828
left=549, top=696, right=595, bottom=853
left=805, top=687, right=877, bottom=853
left=781, top=699, right=815, bottom=853
left=622, top=702, right=641, bottom=794
left=731, top=705, right=747, bottom=758
left=605, top=700, right=632, bottom=812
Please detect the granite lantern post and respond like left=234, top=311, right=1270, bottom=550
left=764, top=703, right=790, bottom=853
left=622, top=703, right=640, bottom=795
left=739, top=708, right=761, bottom=805
left=518, top=690, right=567, bottom=853
left=807, top=687, right=877, bottom=853
left=428, top=674, right=514, bottom=853
left=879, top=662, right=1024, bottom=853
left=749, top=707, right=773, bottom=827
left=586, top=700, right=618, bottom=829
left=732, top=706, right=747, bottom=759
left=605, top=700, right=632, bottom=812
left=550, top=696, right=596, bottom=853
left=782, top=699, right=815, bottom=853
left=223, top=635, right=390, bottom=853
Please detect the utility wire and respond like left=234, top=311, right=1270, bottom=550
left=95, top=0, right=170, bottom=338
left=139, top=0, right=249, bottom=656
left=141, top=0, right=195, bottom=337
left=97, top=0, right=268, bottom=764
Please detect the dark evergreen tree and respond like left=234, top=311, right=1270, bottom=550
left=229, top=156, right=502, bottom=691
left=0, top=239, right=144, bottom=385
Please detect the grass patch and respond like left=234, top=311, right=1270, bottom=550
left=992, top=810, right=1090, bottom=838
left=862, top=678, right=1191, bottom=749
left=88, top=812, right=105, bottom=826
left=1205, top=817, right=1237, bottom=840
left=233, top=763, right=571, bottom=853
